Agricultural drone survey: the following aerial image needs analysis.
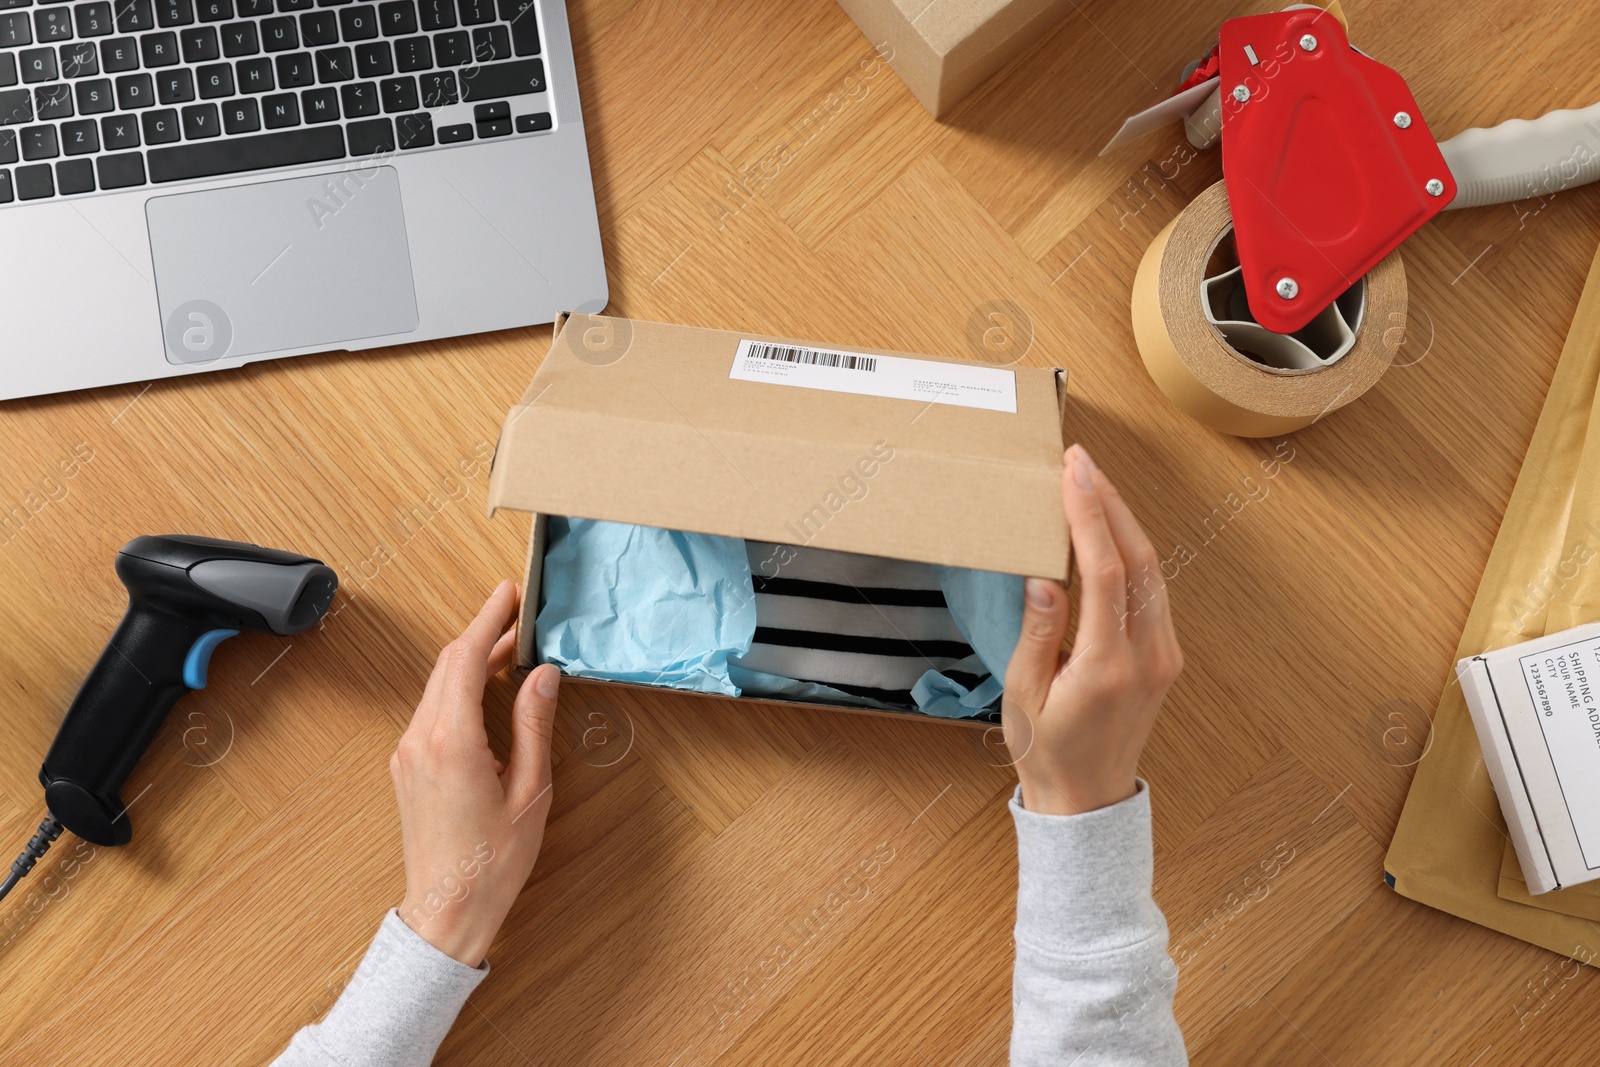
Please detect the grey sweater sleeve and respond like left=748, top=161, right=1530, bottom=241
left=270, top=910, right=488, bottom=1067
left=1010, top=782, right=1187, bottom=1066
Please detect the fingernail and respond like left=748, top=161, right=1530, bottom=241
left=535, top=665, right=560, bottom=698
left=1025, top=577, right=1055, bottom=610
left=1071, top=445, right=1096, bottom=490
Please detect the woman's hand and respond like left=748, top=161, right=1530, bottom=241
left=1002, top=445, right=1184, bottom=815
left=391, top=580, right=561, bottom=965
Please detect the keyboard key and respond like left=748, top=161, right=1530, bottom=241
left=99, top=112, right=137, bottom=146
left=114, top=0, right=153, bottom=32
left=21, top=123, right=56, bottom=156
left=55, top=154, right=91, bottom=191
left=315, top=44, right=353, bottom=80
left=417, top=68, right=451, bottom=105
left=456, top=56, right=538, bottom=100
left=351, top=40, right=385, bottom=77
left=220, top=19, right=255, bottom=55
left=259, top=14, right=295, bottom=50
left=394, top=108, right=428, bottom=145
left=297, top=8, right=333, bottom=43
left=34, top=81, right=71, bottom=116
left=60, top=115, right=95, bottom=150
left=337, top=77, right=373, bottom=115
left=274, top=50, right=310, bottom=86
left=180, top=99, right=216, bottom=135
left=470, top=99, right=501, bottom=121
left=140, top=29, right=179, bottom=65
left=376, top=0, right=411, bottom=35
left=454, top=0, right=488, bottom=25
left=99, top=36, right=137, bottom=70
left=436, top=121, right=469, bottom=142
left=0, top=129, right=13, bottom=161
left=516, top=111, right=547, bottom=133
left=140, top=105, right=177, bottom=141
left=416, top=0, right=449, bottom=29
left=15, top=161, right=52, bottom=197
left=115, top=70, right=153, bottom=108
left=155, top=65, right=192, bottom=101
left=96, top=148, right=144, bottom=186
left=220, top=94, right=255, bottom=130
left=476, top=115, right=506, bottom=137
left=344, top=114, right=389, bottom=153
left=33, top=7, right=72, bottom=40
left=195, top=60, right=231, bottom=95
left=261, top=89, right=294, bottom=124
left=392, top=32, right=426, bottom=70
left=316, top=0, right=351, bottom=6
left=59, top=41, right=97, bottom=76
left=300, top=82, right=334, bottom=120
left=74, top=2, right=113, bottom=36
left=180, top=24, right=217, bottom=60
left=236, top=0, right=272, bottom=15
left=196, top=0, right=232, bottom=21
left=277, top=0, right=313, bottom=9
left=20, top=47, right=56, bottom=81
left=0, top=87, right=32, bottom=123
left=336, top=3, right=372, bottom=38
left=0, top=11, right=29, bottom=46
left=498, top=0, right=536, bottom=55
left=470, top=23, right=506, bottom=61
left=432, top=28, right=466, bottom=65
left=74, top=75, right=111, bottom=110
left=114, top=71, right=152, bottom=107
left=155, top=0, right=192, bottom=26
left=0, top=54, right=15, bottom=87
left=377, top=72, right=412, bottom=111
left=235, top=55, right=271, bottom=90
left=147, top=123, right=342, bottom=180
left=0, top=168, right=10, bottom=202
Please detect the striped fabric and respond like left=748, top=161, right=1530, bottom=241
left=731, top=541, right=992, bottom=709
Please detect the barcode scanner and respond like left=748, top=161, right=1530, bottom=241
left=34, top=536, right=338, bottom=852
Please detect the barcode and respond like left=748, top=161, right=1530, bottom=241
left=745, top=342, right=878, bottom=373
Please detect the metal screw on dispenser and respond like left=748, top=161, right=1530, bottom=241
left=1425, top=178, right=1444, bottom=196
left=1393, top=111, right=1412, bottom=129
left=1299, top=33, right=1317, bottom=51
left=1232, top=84, right=1250, bottom=103
left=1275, top=277, right=1299, bottom=300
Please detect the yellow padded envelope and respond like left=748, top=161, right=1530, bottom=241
left=1386, top=240, right=1600, bottom=958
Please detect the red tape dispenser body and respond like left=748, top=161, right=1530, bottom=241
left=1218, top=9, right=1453, bottom=333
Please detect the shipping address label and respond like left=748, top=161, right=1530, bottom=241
left=729, top=339, right=1018, bottom=413
left=1521, top=636, right=1600, bottom=868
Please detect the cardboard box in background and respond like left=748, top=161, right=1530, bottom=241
left=837, top=0, right=1074, bottom=118
left=488, top=313, right=1069, bottom=727
left=1458, top=623, right=1600, bottom=895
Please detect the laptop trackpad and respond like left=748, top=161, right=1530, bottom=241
left=147, top=167, right=419, bottom=365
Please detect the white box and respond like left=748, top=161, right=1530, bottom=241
left=1459, top=623, right=1600, bottom=894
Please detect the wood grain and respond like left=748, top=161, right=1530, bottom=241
left=3, top=0, right=1600, bottom=1063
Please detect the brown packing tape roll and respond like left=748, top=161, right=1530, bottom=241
left=1132, top=180, right=1406, bottom=437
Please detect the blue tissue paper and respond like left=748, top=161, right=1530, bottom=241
left=536, top=517, right=757, bottom=695
left=536, top=517, right=1023, bottom=719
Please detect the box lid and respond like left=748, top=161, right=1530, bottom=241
left=489, top=313, right=1068, bottom=578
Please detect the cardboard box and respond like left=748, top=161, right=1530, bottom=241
left=488, top=313, right=1068, bottom=726
left=1459, top=623, right=1600, bottom=894
left=837, top=0, right=1074, bottom=118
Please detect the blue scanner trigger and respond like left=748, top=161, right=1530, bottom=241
left=183, top=629, right=240, bottom=689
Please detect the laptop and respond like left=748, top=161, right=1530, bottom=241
left=0, top=0, right=606, bottom=400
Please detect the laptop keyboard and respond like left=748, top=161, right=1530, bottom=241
left=0, top=0, right=552, bottom=202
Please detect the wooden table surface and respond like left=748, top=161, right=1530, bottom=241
left=5, top=0, right=1600, bottom=1063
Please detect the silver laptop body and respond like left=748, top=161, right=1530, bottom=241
left=0, top=0, right=605, bottom=399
